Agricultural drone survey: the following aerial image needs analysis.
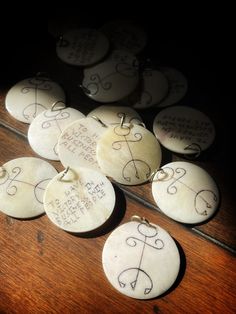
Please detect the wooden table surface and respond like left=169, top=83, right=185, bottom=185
left=0, top=14, right=235, bottom=313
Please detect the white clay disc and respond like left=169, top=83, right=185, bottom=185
left=43, top=167, right=116, bottom=233
left=82, top=55, right=139, bottom=103
left=0, top=157, right=57, bottom=218
left=152, top=161, right=219, bottom=224
left=28, top=107, right=85, bottom=160
left=87, top=105, right=142, bottom=125
left=156, top=67, right=188, bottom=108
left=5, top=77, right=65, bottom=123
left=101, top=20, right=147, bottom=54
left=102, top=220, right=180, bottom=299
left=153, top=106, right=215, bottom=154
left=58, top=117, right=107, bottom=171
left=133, top=68, right=169, bottom=109
left=56, top=28, right=109, bottom=66
left=97, top=123, right=162, bottom=185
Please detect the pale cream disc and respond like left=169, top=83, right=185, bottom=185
left=43, top=167, right=116, bottom=233
left=153, top=106, right=215, bottom=154
left=58, top=117, right=107, bottom=171
left=133, top=68, right=169, bottom=109
left=100, top=20, right=147, bottom=54
left=156, top=67, right=188, bottom=108
left=97, top=123, right=162, bottom=185
left=82, top=55, right=139, bottom=103
left=56, top=28, right=109, bottom=66
left=5, top=77, right=66, bottom=123
left=28, top=107, right=85, bottom=160
left=102, top=220, right=180, bottom=299
left=0, top=157, right=58, bottom=218
left=152, top=161, right=219, bottom=224
left=87, top=105, right=142, bottom=125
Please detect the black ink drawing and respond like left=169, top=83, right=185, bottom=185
left=184, top=143, right=202, bottom=157
left=84, top=62, right=137, bottom=95
left=118, top=222, right=164, bottom=295
left=41, top=110, right=70, bottom=155
left=0, top=166, right=51, bottom=204
left=156, top=167, right=218, bottom=215
left=21, top=77, right=52, bottom=120
left=112, top=125, right=151, bottom=182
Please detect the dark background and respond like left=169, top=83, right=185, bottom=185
left=0, top=6, right=233, bottom=174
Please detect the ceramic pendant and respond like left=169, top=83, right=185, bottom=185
left=28, top=106, right=84, bottom=160
left=133, top=68, right=169, bottom=109
left=153, top=106, right=215, bottom=155
left=102, top=217, right=180, bottom=299
left=5, top=76, right=66, bottom=123
left=87, top=105, right=142, bottom=125
left=151, top=161, right=219, bottom=224
left=82, top=52, right=139, bottom=103
left=156, top=67, right=188, bottom=108
left=97, top=123, right=162, bottom=185
left=56, top=28, right=109, bottom=66
left=0, top=157, right=57, bottom=218
left=100, top=20, right=147, bottom=55
left=58, top=117, right=107, bottom=171
left=43, top=167, right=116, bottom=233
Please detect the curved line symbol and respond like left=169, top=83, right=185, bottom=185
left=118, top=267, right=153, bottom=294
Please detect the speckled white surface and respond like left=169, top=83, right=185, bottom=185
left=0, top=157, right=57, bottom=218
left=5, top=77, right=65, bottom=123
left=97, top=123, right=162, bottom=185
left=153, top=106, right=215, bottom=154
left=152, top=161, right=219, bottom=224
left=58, top=117, right=106, bottom=171
left=102, top=221, right=180, bottom=299
left=43, top=167, right=115, bottom=233
left=87, top=105, right=142, bottom=125
left=28, top=107, right=84, bottom=160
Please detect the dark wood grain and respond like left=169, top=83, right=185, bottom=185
left=0, top=118, right=235, bottom=313
left=0, top=196, right=235, bottom=313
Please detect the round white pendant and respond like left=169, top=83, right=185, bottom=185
left=58, top=117, right=107, bottom=171
left=97, top=124, right=162, bottom=185
left=153, top=106, right=215, bottom=154
left=100, top=20, right=147, bottom=55
left=133, top=68, right=169, bottom=109
left=152, top=161, right=219, bottom=224
left=43, top=167, right=116, bottom=233
left=56, top=28, right=109, bottom=66
left=0, top=157, right=57, bottom=218
left=102, top=220, right=180, bottom=299
left=5, top=77, right=66, bottom=123
left=28, top=107, right=85, bottom=160
left=156, top=67, right=188, bottom=108
left=87, top=105, right=142, bottom=125
left=82, top=54, right=139, bottom=103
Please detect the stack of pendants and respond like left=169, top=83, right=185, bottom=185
left=0, top=20, right=219, bottom=300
